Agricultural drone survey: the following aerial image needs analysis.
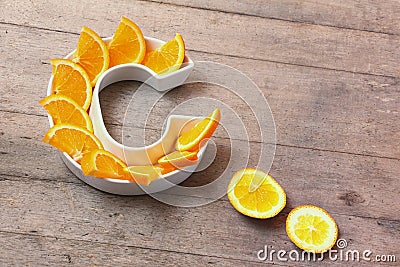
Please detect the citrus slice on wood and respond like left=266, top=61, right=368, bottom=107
left=124, top=165, right=167, bottom=185
left=81, top=149, right=129, bottom=180
left=108, top=16, right=146, bottom=67
left=142, top=33, right=185, bottom=75
left=50, top=59, right=92, bottom=111
left=227, top=168, right=286, bottom=219
left=158, top=150, right=198, bottom=170
left=286, top=205, right=338, bottom=253
left=43, top=124, right=103, bottom=162
left=72, top=26, right=109, bottom=86
left=39, top=94, right=93, bottom=132
left=176, top=108, right=220, bottom=152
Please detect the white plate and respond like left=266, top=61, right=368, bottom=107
left=46, top=36, right=205, bottom=195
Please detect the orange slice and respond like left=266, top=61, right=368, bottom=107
left=176, top=108, right=220, bottom=152
left=158, top=150, right=198, bottom=170
left=81, top=149, right=129, bottom=180
left=227, top=168, right=286, bottom=219
left=286, top=205, right=338, bottom=253
left=39, top=94, right=93, bottom=132
left=124, top=165, right=168, bottom=185
left=108, top=16, right=146, bottom=67
left=72, top=26, right=109, bottom=86
left=142, top=33, right=185, bottom=75
left=43, top=124, right=103, bottom=162
left=50, top=59, right=92, bottom=111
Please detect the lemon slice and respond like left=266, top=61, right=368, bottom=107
left=227, top=168, right=286, bottom=219
left=286, top=205, right=338, bottom=253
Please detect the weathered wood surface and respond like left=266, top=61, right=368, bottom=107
left=0, top=232, right=270, bottom=267
left=149, top=0, right=400, bottom=35
left=1, top=0, right=400, bottom=77
left=1, top=24, right=399, bottom=159
left=1, top=111, right=399, bottom=219
left=0, top=178, right=397, bottom=266
left=0, top=0, right=399, bottom=266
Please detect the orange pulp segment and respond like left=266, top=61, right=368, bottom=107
left=142, top=33, right=185, bottom=75
left=108, top=16, right=146, bottom=67
left=81, top=149, right=129, bottom=180
left=50, top=59, right=92, bottom=111
left=124, top=165, right=168, bottom=185
left=72, top=26, right=109, bottom=86
left=176, top=108, right=220, bottom=152
left=158, top=150, right=198, bottom=170
left=43, top=124, right=103, bottom=162
left=39, top=94, right=93, bottom=132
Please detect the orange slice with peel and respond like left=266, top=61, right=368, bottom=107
left=124, top=165, right=168, bottom=185
left=176, top=108, right=220, bottom=152
left=158, top=150, right=198, bottom=170
left=72, top=26, right=109, bottom=86
left=108, top=16, right=146, bottom=67
left=81, top=149, right=129, bottom=180
left=50, top=59, right=92, bottom=111
left=286, top=205, right=338, bottom=253
left=43, top=124, right=103, bottom=162
left=39, top=94, right=93, bottom=132
left=227, top=168, right=286, bottom=219
left=142, top=33, right=185, bottom=75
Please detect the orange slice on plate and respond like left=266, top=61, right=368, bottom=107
left=43, top=124, right=103, bottom=162
left=39, top=94, right=93, bottom=132
left=81, top=149, right=129, bottom=180
left=72, top=26, right=109, bottom=86
left=158, top=150, right=198, bottom=170
left=124, top=165, right=168, bottom=185
left=142, top=33, right=185, bottom=75
left=286, top=205, right=338, bottom=253
left=50, top=59, right=92, bottom=111
left=108, top=16, right=146, bottom=67
left=227, top=168, right=286, bottom=219
left=176, top=108, right=220, bottom=152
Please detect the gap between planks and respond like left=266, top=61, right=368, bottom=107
left=0, top=229, right=292, bottom=267
left=0, top=20, right=397, bottom=80
left=0, top=108, right=398, bottom=162
left=143, top=0, right=397, bottom=36
left=1, top=171, right=399, bottom=226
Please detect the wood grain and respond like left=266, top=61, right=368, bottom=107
left=0, top=232, right=270, bottom=267
left=148, top=0, right=400, bottom=35
left=0, top=0, right=399, bottom=265
left=1, top=24, right=399, bottom=159
left=1, top=0, right=400, bottom=76
left=0, top=178, right=398, bottom=266
left=1, top=111, right=399, bottom=221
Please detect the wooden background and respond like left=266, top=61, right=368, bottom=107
left=0, top=0, right=399, bottom=266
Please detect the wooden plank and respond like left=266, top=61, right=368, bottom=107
left=0, top=232, right=272, bottom=267
left=1, top=24, right=399, bottom=159
left=147, top=0, right=400, bottom=35
left=0, top=1, right=399, bottom=265
left=1, top=0, right=400, bottom=76
left=0, top=178, right=398, bottom=265
left=1, top=111, right=399, bottom=220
